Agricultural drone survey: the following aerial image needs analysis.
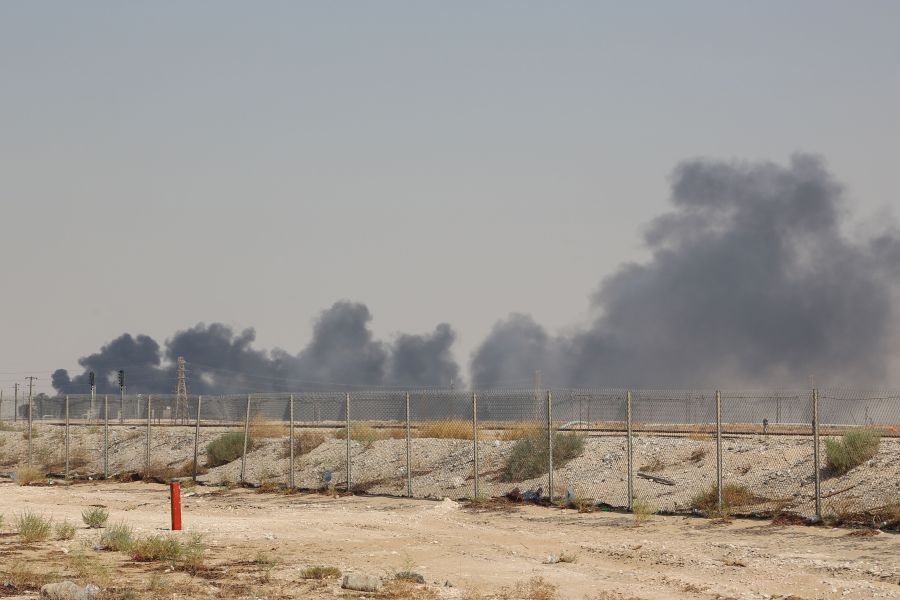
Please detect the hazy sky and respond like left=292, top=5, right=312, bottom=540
left=2, top=2, right=899, bottom=394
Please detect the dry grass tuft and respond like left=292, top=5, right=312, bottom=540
left=82, top=506, right=109, bottom=528
left=249, top=414, right=288, bottom=439
left=496, top=577, right=561, bottom=600
left=287, top=430, right=327, bottom=457
left=15, top=510, right=52, bottom=543
left=825, top=428, right=880, bottom=475
left=300, top=565, right=341, bottom=579
left=67, top=547, right=112, bottom=585
left=334, top=422, right=388, bottom=445
left=54, top=519, right=76, bottom=540
left=691, top=483, right=755, bottom=514
left=15, top=465, right=44, bottom=486
left=689, top=448, right=707, bottom=463
left=378, top=579, right=441, bottom=599
left=846, top=527, right=880, bottom=537
left=632, top=498, right=655, bottom=525
left=416, top=420, right=474, bottom=440
left=495, top=424, right=539, bottom=441
left=1, top=561, right=58, bottom=591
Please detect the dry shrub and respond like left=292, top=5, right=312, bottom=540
left=333, top=422, right=387, bottom=445
left=383, top=427, right=407, bottom=439
left=825, top=429, right=880, bottom=475
left=54, top=519, right=76, bottom=540
left=496, top=577, right=560, bottom=600
left=1, top=561, right=58, bottom=591
left=101, top=522, right=134, bottom=551
left=300, top=565, right=341, bottom=579
left=823, top=497, right=856, bottom=526
left=67, top=548, right=112, bottom=586
left=82, top=506, right=109, bottom=528
left=378, top=579, right=440, bottom=599
left=639, top=456, right=665, bottom=472
left=286, top=431, right=326, bottom=457
left=846, top=527, right=880, bottom=537
left=496, top=424, right=539, bottom=441
left=148, top=459, right=198, bottom=480
left=206, top=432, right=249, bottom=467
left=689, top=448, right=707, bottom=463
left=15, top=465, right=44, bottom=486
left=249, top=414, right=288, bottom=439
left=415, top=420, right=474, bottom=440
left=690, top=483, right=755, bottom=513
left=632, top=498, right=655, bottom=524
left=501, top=431, right=584, bottom=482
left=69, top=447, right=90, bottom=470
left=15, top=511, right=52, bottom=543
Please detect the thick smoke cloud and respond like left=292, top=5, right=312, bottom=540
left=53, top=301, right=461, bottom=394
left=471, top=155, right=900, bottom=388
left=55, top=155, right=900, bottom=393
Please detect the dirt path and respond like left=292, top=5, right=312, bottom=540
left=0, top=481, right=897, bottom=599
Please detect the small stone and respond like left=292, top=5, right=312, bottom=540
left=40, top=581, right=100, bottom=600
left=342, top=573, right=382, bottom=592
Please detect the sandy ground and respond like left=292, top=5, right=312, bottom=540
left=0, top=481, right=897, bottom=600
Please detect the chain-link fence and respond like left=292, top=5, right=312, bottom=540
left=1, top=389, right=898, bottom=525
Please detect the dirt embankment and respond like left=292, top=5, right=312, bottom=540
left=2, top=424, right=899, bottom=520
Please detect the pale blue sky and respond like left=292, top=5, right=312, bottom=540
left=2, top=2, right=899, bottom=393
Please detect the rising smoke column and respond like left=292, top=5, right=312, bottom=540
left=471, top=154, right=900, bottom=388
left=53, top=301, right=464, bottom=393
left=51, top=334, right=171, bottom=393
left=389, top=323, right=460, bottom=388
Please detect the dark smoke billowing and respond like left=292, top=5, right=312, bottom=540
left=471, top=155, right=900, bottom=388
left=53, top=301, right=460, bottom=394
left=54, top=156, right=900, bottom=393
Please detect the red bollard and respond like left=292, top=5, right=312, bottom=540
left=170, top=480, right=182, bottom=531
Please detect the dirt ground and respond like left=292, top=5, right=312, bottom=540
left=0, top=481, right=897, bottom=600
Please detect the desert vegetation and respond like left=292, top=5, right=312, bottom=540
left=501, top=430, right=585, bottom=481
left=825, top=428, right=880, bottom=475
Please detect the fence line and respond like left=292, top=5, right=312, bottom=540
left=1, top=388, right=898, bottom=524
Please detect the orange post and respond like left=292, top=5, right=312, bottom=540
left=170, top=481, right=182, bottom=531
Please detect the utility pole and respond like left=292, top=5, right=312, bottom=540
left=118, top=370, right=126, bottom=423
left=25, top=376, right=37, bottom=464
left=89, top=371, right=96, bottom=423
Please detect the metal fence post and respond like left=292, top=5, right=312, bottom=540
left=104, top=394, right=109, bottom=479
left=547, top=390, right=554, bottom=504
left=240, top=394, right=251, bottom=484
left=813, top=388, right=821, bottom=520
left=405, top=392, right=412, bottom=498
left=27, top=392, right=33, bottom=465
left=716, top=390, right=723, bottom=512
left=192, top=395, right=202, bottom=481
left=472, top=391, right=479, bottom=499
left=626, top=390, right=633, bottom=511
left=145, top=395, right=152, bottom=479
left=64, top=395, right=70, bottom=479
left=289, top=394, right=295, bottom=490
left=345, top=392, right=352, bottom=493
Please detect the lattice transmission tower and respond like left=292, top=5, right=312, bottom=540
left=175, top=356, right=189, bottom=424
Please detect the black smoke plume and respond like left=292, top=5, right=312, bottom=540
left=53, top=301, right=461, bottom=394
left=471, top=155, right=900, bottom=388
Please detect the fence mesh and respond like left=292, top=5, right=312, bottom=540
left=0, top=389, right=897, bottom=525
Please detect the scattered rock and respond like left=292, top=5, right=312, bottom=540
left=40, top=581, right=100, bottom=600
left=342, top=573, right=382, bottom=592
